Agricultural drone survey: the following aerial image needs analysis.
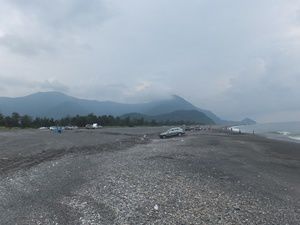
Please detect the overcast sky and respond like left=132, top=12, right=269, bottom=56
left=0, top=0, right=300, bottom=122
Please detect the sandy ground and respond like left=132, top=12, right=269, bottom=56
left=0, top=127, right=299, bottom=225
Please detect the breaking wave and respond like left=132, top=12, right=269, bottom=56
left=276, top=131, right=291, bottom=136
left=288, top=135, right=300, bottom=141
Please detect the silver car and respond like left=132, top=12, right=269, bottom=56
left=159, top=127, right=185, bottom=139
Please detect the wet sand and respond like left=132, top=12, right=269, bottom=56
left=0, top=127, right=299, bottom=224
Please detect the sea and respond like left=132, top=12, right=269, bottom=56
left=231, top=121, right=300, bottom=143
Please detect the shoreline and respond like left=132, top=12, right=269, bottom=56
left=227, top=124, right=300, bottom=144
left=260, top=132, right=300, bottom=144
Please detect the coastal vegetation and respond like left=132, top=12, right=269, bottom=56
left=0, top=112, right=203, bottom=128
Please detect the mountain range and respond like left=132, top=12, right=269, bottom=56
left=121, top=110, right=215, bottom=125
left=0, top=91, right=255, bottom=125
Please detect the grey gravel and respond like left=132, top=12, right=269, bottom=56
left=0, top=127, right=299, bottom=224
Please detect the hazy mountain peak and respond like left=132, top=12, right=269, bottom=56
left=25, top=91, right=70, bottom=98
left=241, top=118, right=257, bottom=125
left=171, top=94, right=189, bottom=102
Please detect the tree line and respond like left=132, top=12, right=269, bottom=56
left=0, top=112, right=195, bottom=128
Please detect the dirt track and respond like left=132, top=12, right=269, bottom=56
left=0, top=127, right=299, bottom=224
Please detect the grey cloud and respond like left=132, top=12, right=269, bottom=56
left=0, top=76, right=69, bottom=95
left=0, top=0, right=300, bottom=122
left=208, top=56, right=300, bottom=120
left=38, top=80, right=69, bottom=93
left=75, top=83, right=128, bottom=102
left=74, top=82, right=172, bottom=103
left=0, top=35, right=55, bottom=56
left=0, top=0, right=111, bottom=56
left=0, top=76, right=34, bottom=88
left=10, top=0, right=110, bottom=31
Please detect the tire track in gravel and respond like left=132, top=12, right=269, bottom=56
left=0, top=136, right=151, bottom=175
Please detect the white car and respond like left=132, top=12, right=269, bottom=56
left=65, top=126, right=79, bottom=130
left=85, top=123, right=102, bottom=129
left=159, top=127, right=185, bottom=139
left=38, top=127, right=48, bottom=130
